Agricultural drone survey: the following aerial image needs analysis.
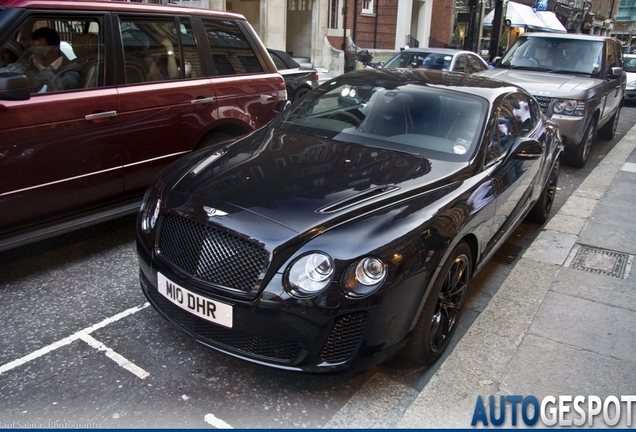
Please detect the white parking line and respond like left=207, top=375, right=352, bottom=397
left=204, top=413, right=233, bottom=429
left=79, top=333, right=149, bottom=379
left=0, top=303, right=150, bottom=378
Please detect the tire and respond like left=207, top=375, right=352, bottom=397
left=564, top=117, right=596, bottom=168
left=292, top=87, right=311, bottom=102
left=598, top=107, right=620, bottom=140
left=526, top=156, right=560, bottom=223
left=404, top=241, right=472, bottom=366
left=195, top=132, right=235, bottom=151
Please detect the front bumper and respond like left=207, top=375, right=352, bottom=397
left=549, top=114, right=587, bottom=149
left=138, top=258, right=413, bottom=373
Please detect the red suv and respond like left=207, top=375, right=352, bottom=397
left=0, top=0, right=287, bottom=251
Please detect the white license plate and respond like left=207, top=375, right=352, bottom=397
left=157, top=273, right=233, bottom=328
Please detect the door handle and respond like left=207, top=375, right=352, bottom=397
left=85, top=111, right=117, bottom=121
left=190, top=97, right=215, bottom=105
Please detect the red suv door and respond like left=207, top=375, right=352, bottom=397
left=0, top=13, right=122, bottom=233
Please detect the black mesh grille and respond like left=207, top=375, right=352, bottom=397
left=158, top=214, right=269, bottom=292
left=146, top=284, right=303, bottom=363
left=535, top=96, right=551, bottom=114
left=320, top=312, right=368, bottom=363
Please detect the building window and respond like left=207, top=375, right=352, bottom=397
left=329, top=0, right=340, bottom=28
left=290, top=0, right=311, bottom=11
left=362, top=0, right=374, bottom=14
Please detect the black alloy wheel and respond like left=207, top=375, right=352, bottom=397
left=526, top=156, right=560, bottom=223
left=404, top=241, right=471, bottom=365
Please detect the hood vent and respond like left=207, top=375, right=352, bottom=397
left=317, top=185, right=399, bottom=214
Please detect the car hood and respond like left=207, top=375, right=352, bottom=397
left=169, top=127, right=467, bottom=235
left=478, top=68, right=598, bottom=98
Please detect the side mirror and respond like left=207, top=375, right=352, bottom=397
left=609, top=66, right=623, bottom=79
left=510, top=137, right=544, bottom=160
left=0, top=73, right=30, bottom=101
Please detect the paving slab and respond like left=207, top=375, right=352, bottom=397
left=529, top=291, right=636, bottom=363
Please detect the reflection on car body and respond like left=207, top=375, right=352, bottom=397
left=137, top=68, right=563, bottom=373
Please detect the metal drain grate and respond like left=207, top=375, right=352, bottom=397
left=491, top=243, right=524, bottom=265
left=567, top=245, right=633, bottom=279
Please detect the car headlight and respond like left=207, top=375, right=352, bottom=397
left=340, top=87, right=356, bottom=98
left=285, top=252, right=334, bottom=297
left=627, top=80, right=636, bottom=89
left=342, top=257, right=387, bottom=298
left=552, top=99, right=586, bottom=116
left=141, top=198, right=161, bottom=233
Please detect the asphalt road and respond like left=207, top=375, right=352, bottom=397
left=1, top=105, right=635, bottom=428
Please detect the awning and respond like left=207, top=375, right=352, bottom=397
left=536, top=11, right=567, bottom=33
left=483, top=1, right=567, bottom=33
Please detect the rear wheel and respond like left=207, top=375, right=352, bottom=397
left=195, top=132, right=236, bottom=151
left=404, top=241, right=471, bottom=366
left=564, top=117, right=596, bottom=168
left=526, top=156, right=560, bottom=223
left=292, top=87, right=311, bottom=102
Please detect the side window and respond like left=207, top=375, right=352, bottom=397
left=120, top=17, right=196, bottom=84
left=605, top=41, right=621, bottom=74
left=453, top=54, right=469, bottom=73
left=201, top=18, right=264, bottom=76
left=467, top=54, right=487, bottom=72
left=1, top=17, right=102, bottom=93
left=488, top=93, right=535, bottom=162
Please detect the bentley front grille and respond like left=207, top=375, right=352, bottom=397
left=157, top=214, right=269, bottom=293
left=320, top=312, right=368, bottom=363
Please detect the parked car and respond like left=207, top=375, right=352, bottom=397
left=339, top=47, right=490, bottom=106
left=477, top=32, right=626, bottom=168
left=623, top=53, right=636, bottom=103
left=0, top=0, right=287, bottom=251
left=267, top=48, right=319, bottom=102
left=382, top=47, right=490, bottom=73
left=137, top=68, right=563, bottom=373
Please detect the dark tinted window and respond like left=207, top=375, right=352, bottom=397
left=120, top=17, right=198, bottom=84
left=1, top=16, right=102, bottom=93
left=489, top=93, right=536, bottom=162
left=202, top=18, right=264, bottom=75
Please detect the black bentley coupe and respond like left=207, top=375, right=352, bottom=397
left=137, top=68, right=563, bottom=373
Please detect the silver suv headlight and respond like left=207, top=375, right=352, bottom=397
left=552, top=99, right=586, bottom=116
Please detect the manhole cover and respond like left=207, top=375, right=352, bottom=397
left=567, top=244, right=633, bottom=279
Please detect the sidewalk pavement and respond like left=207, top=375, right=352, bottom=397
left=398, top=127, right=636, bottom=428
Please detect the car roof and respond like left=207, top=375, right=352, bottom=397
left=521, top=32, right=616, bottom=42
left=399, top=47, right=477, bottom=55
left=267, top=48, right=301, bottom=69
left=337, top=68, right=521, bottom=101
left=1, top=0, right=244, bottom=20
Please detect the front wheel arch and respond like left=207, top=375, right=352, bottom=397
left=403, top=240, right=472, bottom=366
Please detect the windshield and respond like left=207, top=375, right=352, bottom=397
left=624, top=55, right=636, bottom=73
left=501, top=37, right=603, bottom=76
left=272, top=78, right=488, bottom=162
left=383, top=51, right=453, bottom=70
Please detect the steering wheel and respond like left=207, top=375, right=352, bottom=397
left=328, top=110, right=361, bottom=126
left=520, top=56, right=539, bottom=66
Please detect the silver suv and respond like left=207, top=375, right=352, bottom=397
left=478, top=33, right=625, bottom=167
